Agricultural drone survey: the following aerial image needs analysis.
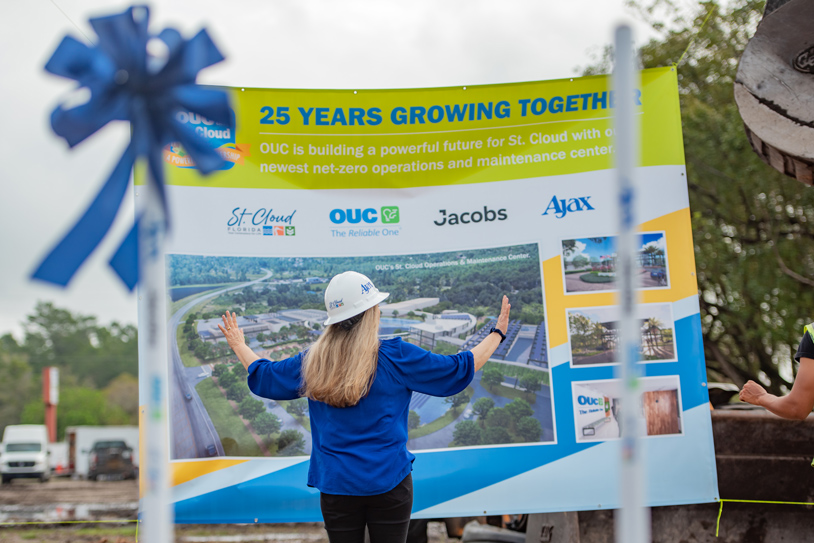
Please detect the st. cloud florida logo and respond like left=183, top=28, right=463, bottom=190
left=227, top=207, right=297, bottom=236
left=164, top=110, right=251, bottom=171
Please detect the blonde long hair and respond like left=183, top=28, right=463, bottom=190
left=301, top=306, right=380, bottom=407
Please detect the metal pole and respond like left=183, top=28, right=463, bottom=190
left=613, top=24, right=651, bottom=543
left=139, top=171, right=173, bottom=543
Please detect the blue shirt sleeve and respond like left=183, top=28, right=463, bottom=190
left=384, top=338, right=474, bottom=397
left=246, top=353, right=304, bottom=401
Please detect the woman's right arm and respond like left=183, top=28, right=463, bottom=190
left=470, top=296, right=511, bottom=371
left=218, top=312, right=262, bottom=371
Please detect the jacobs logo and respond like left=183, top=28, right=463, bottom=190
left=542, top=195, right=594, bottom=219
left=433, top=206, right=507, bottom=226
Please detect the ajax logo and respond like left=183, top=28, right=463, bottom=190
left=360, top=281, right=374, bottom=294
left=542, top=195, right=595, bottom=219
left=330, top=207, right=400, bottom=225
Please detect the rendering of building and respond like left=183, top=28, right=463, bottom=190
left=198, top=309, right=328, bottom=341
left=379, top=298, right=440, bottom=316
left=408, top=311, right=477, bottom=349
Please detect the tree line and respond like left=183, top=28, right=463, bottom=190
left=582, top=0, right=814, bottom=394
left=0, top=303, right=138, bottom=439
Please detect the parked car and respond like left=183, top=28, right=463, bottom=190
left=0, top=425, right=50, bottom=484
left=68, top=426, right=138, bottom=479
left=88, top=440, right=137, bottom=481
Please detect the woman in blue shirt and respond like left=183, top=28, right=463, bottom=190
left=219, top=271, right=511, bottom=543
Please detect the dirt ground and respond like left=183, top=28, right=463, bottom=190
left=0, top=478, right=138, bottom=507
left=0, top=478, right=455, bottom=543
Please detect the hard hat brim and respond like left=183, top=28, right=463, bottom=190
left=324, top=291, right=389, bottom=325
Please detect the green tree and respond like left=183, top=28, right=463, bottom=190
left=103, top=373, right=139, bottom=425
left=212, top=363, right=228, bottom=378
left=445, top=390, right=471, bottom=413
left=227, top=382, right=248, bottom=402
left=472, top=397, right=495, bottom=424
left=408, top=410, right=421, bottom=430
left=0, top=343, right=34, bottom=437
left=453, top=420, right=482, bottom=446
left=585, top=0, right=814, bottom=393
left=286, top=398, right=308, bottom=418
left=519, top=374, right=543, bottom=397
left=516, top=416, right=542, bottom=442
left=21, top=384, right=129, bottom=440
left=218, top=370, right=237, bottom=388
left=20, top=302, right=138, bottom=389
left=239, top=397, right=265, bottom=420
left=485, top=407, right=511, bottom=429
left=504, top=398, right=533, bottom=422
left=482, top=426, right=511, bottom=445
left=277, top=429, right=306, bottom=456
left=252, top=411, right=281, bottom=438
left=432, top=342, right=459, bottom=356
left=481, top=367, right=503, bottom=389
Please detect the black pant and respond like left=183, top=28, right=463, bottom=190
left=320, top=473, right=413, bottom=543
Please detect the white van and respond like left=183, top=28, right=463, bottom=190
left=0, top=425, right=50, bottom=483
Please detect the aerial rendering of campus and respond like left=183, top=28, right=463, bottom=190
left=165, top=244, right=553, bottom=460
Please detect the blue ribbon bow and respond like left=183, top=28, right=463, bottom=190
left=33, top=5, right=232, bottom=290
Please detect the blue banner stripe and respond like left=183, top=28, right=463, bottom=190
left=172, top=312, right=708, bottom=523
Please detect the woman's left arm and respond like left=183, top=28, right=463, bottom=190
left=218, top=312, right=261, bottom=371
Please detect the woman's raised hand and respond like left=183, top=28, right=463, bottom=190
left=217, top=311, right=245, bottom=349
left=496, top=295, right=511, bottom=333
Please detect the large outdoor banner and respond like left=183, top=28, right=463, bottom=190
left=138, top=67, right=719, bottom=523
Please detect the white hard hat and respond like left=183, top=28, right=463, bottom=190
left=324, top=271, right=389, bottom=325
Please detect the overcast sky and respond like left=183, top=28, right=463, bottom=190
left=0, top=0, right=687, bottom=338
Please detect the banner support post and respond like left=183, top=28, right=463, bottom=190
left=613, top=24, right=651, bottom=543
left=139, top=172, right=173, bottom=543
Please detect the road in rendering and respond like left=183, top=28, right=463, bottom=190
left=168, top=270, right=273, bottom=459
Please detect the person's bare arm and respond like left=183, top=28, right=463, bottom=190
left=218, top=312, right=262, bottom=371
left=470, top=296, right=511, bottom=371
left=739, top=357, right=814, bottom=420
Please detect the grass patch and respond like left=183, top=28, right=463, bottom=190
left=289, top=413, right=311, bottom=432
left=10, top=526, right=137, bottom=540
left=487, top=383, right=537, bottom=404
left=408, top=386, right=473, bottom=439
left=168, top=284, right=236, bottom=315
left=176, top=325, right=203, bottom=368
left=196, top=379, right=262, bottom=456
left=578, top=272, right=615, bottom=284
left=572, top=349, right=605, bottom=358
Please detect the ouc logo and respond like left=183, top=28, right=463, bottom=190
left=577, top=395, right=604, bottom=406
left=330, top=207, right=399, bottom=225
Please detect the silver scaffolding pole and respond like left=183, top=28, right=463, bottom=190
left=139, top=173, right=174, bottom=543
left=613, top=24, right=651, bottom=543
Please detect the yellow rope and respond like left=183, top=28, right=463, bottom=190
left=675, top=3, right=717, bottom=68
left=715, top=498, right=814, bottom=537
